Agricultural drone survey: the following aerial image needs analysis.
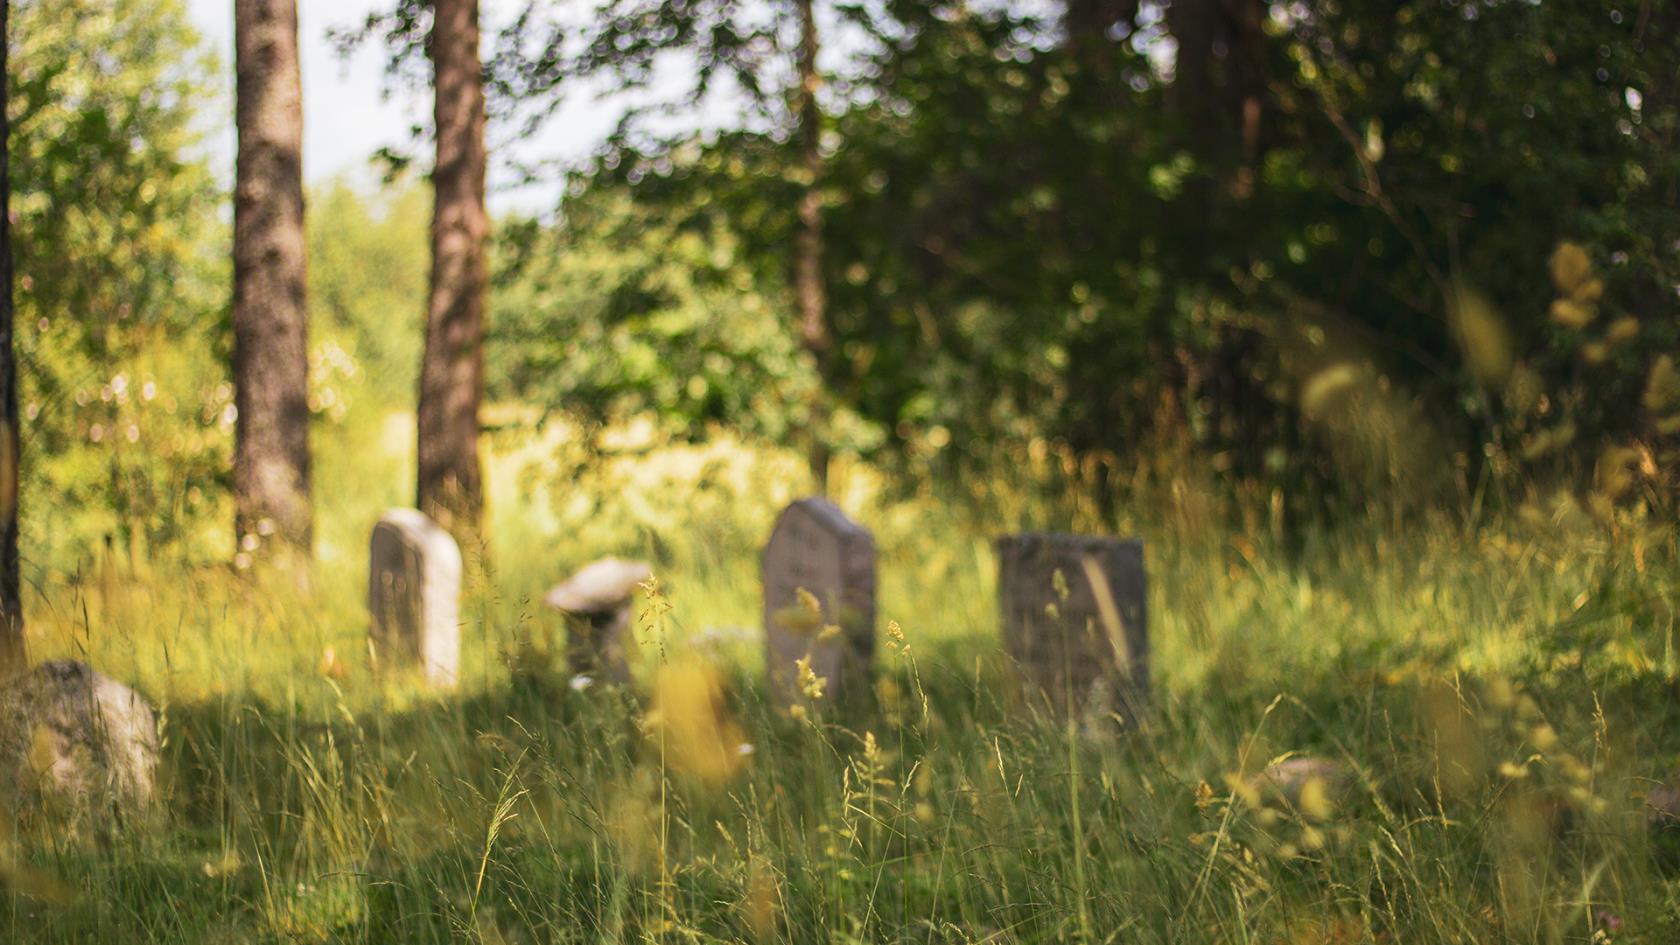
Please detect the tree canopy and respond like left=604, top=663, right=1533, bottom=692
left=15, top=0, right=1680, bottom=563
left=478, top=0, right=1680, bottom=522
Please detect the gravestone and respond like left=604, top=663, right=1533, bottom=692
left=762, top=498, right=876, bottom=708
left=0, top=660, right=160, bottom=822
left=368, top=508, right=461, bottom=688
left=544, top=557, right=652, bottom=683
left=996, top=533, right=1148, bottom=721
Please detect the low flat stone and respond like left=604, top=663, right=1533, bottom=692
left=0, top=660, right=160, bottom=820
left=1646, top=770, right=1680, bottom=828
left=543, top=558, right=652, bottom=615
left=1256, top=756, right=1352, bottom=807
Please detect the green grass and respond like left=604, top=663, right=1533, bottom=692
left=8, top=413, right=1680, bottom=943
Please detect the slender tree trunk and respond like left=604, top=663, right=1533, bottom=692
left=1165, top=0, right=1267, bottom=196
left=1063, top=0, right=1139, bottom=80
left=1230, top=0, right=1266, bottom=195
left=793, top=0, right=831, bottom=492
left=0, top=0, right=24, bottom=673
left=418, top=0, right=488, bottom=543
left=233, top=0, right=312, bottom=562
left=1165, top=0, right=1271, bottom=487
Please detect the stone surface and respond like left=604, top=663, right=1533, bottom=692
left=996, top=533, right=1149, bottom=720
left=762, top=498, right=876, bottom=708
left=1256, top=756, right=1352, bottom=808
left=368, top=508, right=462, bottom=688
left=544, top=557, right=652, bottom=681
left=544, top=557, right=652, bottom=614
left=0, top=660, right=160, bottom=818
left=1647, top=771, right=1680, bottom=828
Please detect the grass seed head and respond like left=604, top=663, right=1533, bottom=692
left=648, top=660, right=747, bottom=785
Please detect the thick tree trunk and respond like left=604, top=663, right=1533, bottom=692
left=233, top=0, right=312, bottom=561
left=418, top=0, right=488, bottom=543
left=0, top=0, right=24, bottom=673
left=793, top=0, right=831, bottom=492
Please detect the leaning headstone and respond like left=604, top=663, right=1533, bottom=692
left=0, top=660, right=160, bottom=821
left=762, top=498, right=876, bottom=709
left=544, top=557, right=652, bottom=683
left=996, top=533, right=1149, bottom=722
left=368, top=508, right=462, bottom=689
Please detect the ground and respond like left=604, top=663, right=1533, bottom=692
left=6, top=413, right=1680, bottom=943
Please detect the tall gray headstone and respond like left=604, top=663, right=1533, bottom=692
left=368, top=508, right=462, bottom=688
left=997, top=533, right=1148, bottom=721
left=762, top=498, right=876, bottom=708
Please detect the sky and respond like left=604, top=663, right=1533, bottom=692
left=184, top=0, right=627, bottom=215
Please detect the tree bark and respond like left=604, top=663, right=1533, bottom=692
left=793, top=0, right=831, bottom=492
left=233, top=0, right=312, bottom=561
left=1064, top=0, right=1139, bottom=80
left=1165, top=0, right=1267, bottom=196
left=0, top=0, right=24, bottom=673
left=418, top=0, right=488, bottom=543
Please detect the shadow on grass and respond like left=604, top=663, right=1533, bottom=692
left=9, top=628, right=1680, bottom=943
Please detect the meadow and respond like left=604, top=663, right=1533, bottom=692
left=6, top=401, right=1680, bottom=945
left=9, top=0, right=1680, bottom=940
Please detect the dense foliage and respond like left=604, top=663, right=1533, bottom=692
left=9, top=0, right=426, bottom=570
left=483, top=0, right=1680, bottom=525
left=10, top=0, right=227, bottom=565
left=490, top=186, right=821, bottom=445
left=13, top=0, right=1680, bottom=559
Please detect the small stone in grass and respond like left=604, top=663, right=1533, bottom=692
left=1256, top=756, right=1352, bottom=813
left=0, top=660, right=160, bottom=825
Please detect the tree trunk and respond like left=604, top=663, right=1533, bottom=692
left=418, top=0, right=488, bottom=544
left=0, top=0, right=24, bottom=673
left=1063, top=0, right=1139, bottom=80
left=793, top=0, right=831, bottom=492
left=233, top=0, right=312, bottom=562
left=1165, top=0, right=1267, bottom=196
left=1163, top=0, right=1271, bottom=489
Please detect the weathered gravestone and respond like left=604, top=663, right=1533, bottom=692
left=762, top=498, right=876, bottom=708
left=544, top=557, right=652, bottom=683
left=368, top=508, right=462, bottom=688
left=0, top=660, right=160, bottom=822
left=996, top=533, right=1149, bottom=722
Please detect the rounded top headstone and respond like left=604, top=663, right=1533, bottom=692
left=544, top=557, right=653, bottom=615
left=375, top=507, right=460, bottom=550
